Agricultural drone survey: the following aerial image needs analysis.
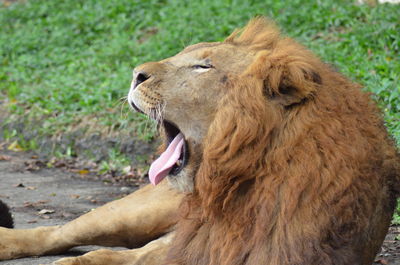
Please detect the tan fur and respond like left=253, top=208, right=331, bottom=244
left=0, top=18, right=398, bottom=265
left=165, top=18, right=400, bottom=265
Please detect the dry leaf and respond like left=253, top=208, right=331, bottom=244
left=123, top=166, right=131, bottom=174
left=23, top=200, right=49, bottom=208
left=0, top=155, right=11, bottom=161
left=8, top=141, right=24, bottom=152
left=374, top=259, right=389, bottom=265
left=78, top=169, right=90, bottom=175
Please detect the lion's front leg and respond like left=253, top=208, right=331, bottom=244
left=0, top=225, right=68, bottom=260
left=0, top=180, right=182, bottom=260
left=52, top=232, right=174, bottom=265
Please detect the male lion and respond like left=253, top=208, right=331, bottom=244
left=0, top=18, right=399, bottom=265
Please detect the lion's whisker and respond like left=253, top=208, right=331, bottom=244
left=156, top=103, right=166, bottom=125
left=118, top=98, right=129, bottom=120
left=118, top=96, right=127, bottom=102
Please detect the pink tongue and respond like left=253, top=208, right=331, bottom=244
left=149, top=133, right=184, bottom=185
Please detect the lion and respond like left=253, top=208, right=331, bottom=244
left=0, top=17, right=399, bottom=265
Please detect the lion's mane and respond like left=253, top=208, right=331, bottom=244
left=166, top=18, right=399, bottom=265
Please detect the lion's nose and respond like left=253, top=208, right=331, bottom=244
left=133, top=71, right=150, bottom=89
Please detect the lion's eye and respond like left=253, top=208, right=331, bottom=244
left=191, top=64, right=214, bottom=73
left=192, top=64, right=212, bottom=69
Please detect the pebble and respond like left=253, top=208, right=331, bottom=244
left=120, top=187, right=130, bottom=192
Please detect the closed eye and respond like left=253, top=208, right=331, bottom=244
left=191, top=64, right=214, bottom=73
left=192, top=64, right=212, bottom=69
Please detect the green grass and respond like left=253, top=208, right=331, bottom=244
left=393, top=199, right=400, bottom=225
left=1, top=0, right=399, bottom=146
left=0, top=1, right=399, bottom=157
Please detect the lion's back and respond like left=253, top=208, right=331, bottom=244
left=302, top=69, right=399, bottom=264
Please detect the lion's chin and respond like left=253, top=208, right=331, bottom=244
left=167, top=167, right=195, bottom=192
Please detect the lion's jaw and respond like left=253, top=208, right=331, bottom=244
left=128, top=43, right=255, bottom=191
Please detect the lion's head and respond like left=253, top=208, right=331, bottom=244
left=128, top=39, right=255, bottom=191
left=129, top=18, right=399, bottom=265
left=128, top=18, right=323, bottom=192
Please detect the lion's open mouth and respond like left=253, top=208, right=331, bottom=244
left=147, top=120, right=189, bottom=185
left=163, top=121, right=189, bottom=175
left=129, top=100, right=189, bottom=185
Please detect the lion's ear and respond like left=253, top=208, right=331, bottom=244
left=265, top=65, right=321, bottom=106
left=250, top=43, right=322, bottom=107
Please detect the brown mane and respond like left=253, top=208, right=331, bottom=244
left=166, top=18, right=399, bottom=265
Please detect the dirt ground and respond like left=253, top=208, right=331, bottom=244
left=0, top=150, right=136, bottom=265
left=0, top=149, right=399, bottom=264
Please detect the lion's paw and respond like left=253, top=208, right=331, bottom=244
left=52, top=249, right=126, bottom=265
left=51, top=256, right=87, bottom=265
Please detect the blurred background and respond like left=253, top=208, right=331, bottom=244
left=0, top=0, right=399, bottom=214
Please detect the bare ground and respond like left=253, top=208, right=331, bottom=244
left=0, top=149, right=137, bottom=264
left=0, top=149, right=398, bottom=264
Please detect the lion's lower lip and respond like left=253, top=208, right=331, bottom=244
left=170, top=140, right=188, bottom=175
left=129, top=100, right=145, bottom=114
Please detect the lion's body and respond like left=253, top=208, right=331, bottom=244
left=136, top=18, right=399, bottom=265
left=0, top=18, right=399, bottom=265
left=168, top=69, right=398, bottom=265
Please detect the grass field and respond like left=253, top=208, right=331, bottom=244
left=0, top=0, right=399, bottom=218
left=1, top=0, right=399, bottom=145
